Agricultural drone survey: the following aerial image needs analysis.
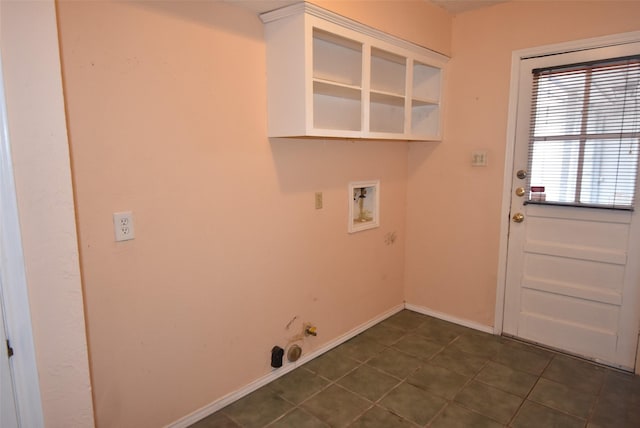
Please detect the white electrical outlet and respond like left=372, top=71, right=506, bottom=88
left=113, top=211, right=135, bottom=242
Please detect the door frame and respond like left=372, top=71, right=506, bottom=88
left=495, top=31, right=640, bottom=370
left=0, top=52, right=45, bottom=426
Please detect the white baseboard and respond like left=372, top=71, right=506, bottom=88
left=167, top=303, right=404, bottom=428
left=404, top=303, right=494, bottom=334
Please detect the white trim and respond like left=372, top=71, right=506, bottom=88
left=494, top=50, right=522, bottom=336
left=167, top=304, right=404, bottom=428
left=495, top=31, right=640, bottom=340
left=517, top=30, right=640, bottom=60
left=0, top=53, right=44, bottom=427
left=404, top=303, right=494, bottom=335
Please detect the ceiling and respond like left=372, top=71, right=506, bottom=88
left=430, top=0, right=508, bottom=15
left=224, top=0, right=508, bottom=15
left=223, top=0, right=298, bottom=14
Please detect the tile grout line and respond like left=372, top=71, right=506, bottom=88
left=267, top=324, right=420, bottom=428
left=386, top=323, right=513, bottom=427
left=373, top=324, right=498, bottom=427
left=584, top=367, right=609, bottom=426
left=261, top=324, right=479, bottom=427
left=503, top=350, right=556, bottom=427
left=420, top=334, right=470, bottom=427
left=276, top=352, right=371, bottom=427
left=438, top=338, right=506, bottom=427
left=506, top=352, right=598, bottom=427
left=222, top=318, right=412, bottom=427
left=340, top=320, right=444, bottom=427
left=347, top=322, right=432, bottom=427
left=208, top=313, right=626, bottom=428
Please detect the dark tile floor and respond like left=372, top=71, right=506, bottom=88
left=191, top=310, right=640, bottom=427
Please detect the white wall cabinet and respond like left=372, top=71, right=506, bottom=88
left=260, top=2, right=448, bottom=141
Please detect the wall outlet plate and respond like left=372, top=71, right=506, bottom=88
left=113, top=211, right=135, bottom=242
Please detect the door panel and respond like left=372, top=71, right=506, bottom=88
left=504, top=42, right=640, bottom=370
left=522, top=258, right=624, bottom=304
left=521, top=289, right=620, bottom=330
left=518, top=312, right=618, bottom=362
left=526, top=215, right=631, bottom=249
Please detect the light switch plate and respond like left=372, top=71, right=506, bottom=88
left=315, top=192, right=323, bottom=209
left=471, top=150, right=488, bottom=167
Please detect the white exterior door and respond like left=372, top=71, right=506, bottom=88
left=0, top=280, right=18, bottom=428
left=0, top=45, right=45, bottom=427
left=503, top=42, right=640, bottom=370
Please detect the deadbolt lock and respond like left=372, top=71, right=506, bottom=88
left=515, top=187, right=526, bottom=197
left=516, top=170, right=527, bottom=179
left=512, top=213, right=525, bottom=223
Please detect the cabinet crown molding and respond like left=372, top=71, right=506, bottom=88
left=260, top=2, right=449, bottom=63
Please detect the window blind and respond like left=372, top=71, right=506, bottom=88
left=527, top=55, right=640, bottom=209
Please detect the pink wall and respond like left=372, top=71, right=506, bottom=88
left=404, top=1, right=640, bottom=326
left=55, top=1, right=447, bottom=426
left=55, top=0, right=640, bottom=425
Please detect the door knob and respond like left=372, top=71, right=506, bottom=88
left=516, top=170, right=527, bottom=179
left=515, top=187, right=526, bottom=197
left=512, top=213, right=525, bottom=223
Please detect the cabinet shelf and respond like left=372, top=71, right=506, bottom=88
left=412, top=97, right=439, bottom=106
left=313, top=79, right=361, bottom=98
left=261, top=2, right=448, bottom=141
left=370, top=90, right=405, bottom=106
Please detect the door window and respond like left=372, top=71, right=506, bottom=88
left=527, top=56, right=640, bottom=209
